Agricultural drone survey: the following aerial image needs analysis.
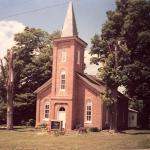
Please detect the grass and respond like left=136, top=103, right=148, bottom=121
left=0, top=126, right=150, bottom=150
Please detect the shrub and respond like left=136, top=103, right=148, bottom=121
left=21, top=120, right=26, bottom=126
left=54, top=130, right=65, bottom=136
left=28, top=119, right=35, bottom=126
left=78, top=127, right=87, bottom=134
left=88, top=127, right=100, bottom=132
left=75, top=124, right=82, bottom=129
left=36, top=123, right=48, bottom=129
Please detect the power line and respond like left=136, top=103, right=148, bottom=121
left=0, top=0, right=32, bottom=9
left=0, top=1, right=68, bottom=19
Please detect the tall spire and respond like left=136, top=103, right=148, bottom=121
left=61, top=1, right=78, bottom=37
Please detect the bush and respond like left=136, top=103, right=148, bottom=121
left=0, top=103, right=6, bottom=125
left=28, top=119, right=35, bottom=126
left=54, top=130, right=65, bottom=136
left=21, top=119, right=35, bottom=127
left=88, top=127, right=100, bottom=132
left=78, top=127, right=87, bottom=134
left=21, top=120, right=26, bottom=126
left=36, top=123, right=48, bottom=129
left=13, top=103, right=36, bottom=125
left=75, top=124, right=82, bottom=129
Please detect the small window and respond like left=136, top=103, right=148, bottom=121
left=132, top=115, right=134, bottom=120
left=61, top=49, right=67, bottom=62
left=77, top=50, right=80, bottom=64
left=44, top=102, right=50, bottom=119
left=85, top=101, right=92, bottom=123
left=60, top=70, right=66, bottom=90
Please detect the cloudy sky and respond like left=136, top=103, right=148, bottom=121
left=0, top=0, right=115, bottom=74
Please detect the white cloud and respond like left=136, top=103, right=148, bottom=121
left=84, top=49, right=99, bottom=75
left=0, top=20, right=25, bottom=59
left=0, top=20, right=98, bottom=75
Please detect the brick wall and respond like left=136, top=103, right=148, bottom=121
left=36, top=86, right=51, bottom=126
left=75, top=77, right=103, bottom=129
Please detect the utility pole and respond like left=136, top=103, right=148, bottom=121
left=6, top=49, right=14, bottom=130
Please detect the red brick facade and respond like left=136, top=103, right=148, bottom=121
left=35, top=36, right=128, bottom=130
left=35, top=1, right=128, bottom=131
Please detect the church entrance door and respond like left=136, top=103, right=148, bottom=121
left=57, top=107, right=66, bottom=129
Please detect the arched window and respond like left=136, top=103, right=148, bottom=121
left=44, top=102, right=50, bottom=119
left=61, top=49, right=67, bottom=62
left=60, top=70, right=66, bottom=90
left=85, top=100, right=92, bottom=123
left=59, top=107, right=65, bottom=111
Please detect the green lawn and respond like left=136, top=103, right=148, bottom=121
left=0, top=127, right=150, bottom=150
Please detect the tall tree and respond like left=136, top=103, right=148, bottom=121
left=0, top=60, right=7, bottom=124
left=13, top=27, right=60, bottom=124
left=0, top=50, right=14, bottom=129
left=0, top=27, right=60, bottom=124
left=6, top=49, right=14, bottom=130
left=90, top=0, right=150, bottom=129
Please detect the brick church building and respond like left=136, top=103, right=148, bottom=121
left=35, top=1, right=128, bottom=130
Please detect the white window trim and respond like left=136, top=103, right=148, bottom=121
left=60, top=70, right=66, bottom=91
left=44, top=102, right=50, bottom=120
left=85, top=101, right=92, bottom=123
left=43, top=118, right=49, bottom=121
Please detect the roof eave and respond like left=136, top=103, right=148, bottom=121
left=34, top=79, right=52, bottom=94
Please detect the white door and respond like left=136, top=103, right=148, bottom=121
left=57, top=107, right=66, bottom=129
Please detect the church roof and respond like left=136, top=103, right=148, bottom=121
left=34, top=73, right=129, bottom=102
left=77, top=73, right=129, bottom=100
left=34, top=79, right=52, bottom=93
left=34, top=73, right=105, bottom=94
left=77, top=73, right=106, bottom=94
left=61, top=1, right=78, bottom=37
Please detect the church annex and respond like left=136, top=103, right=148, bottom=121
left=35, top=1, right=128, bottom=131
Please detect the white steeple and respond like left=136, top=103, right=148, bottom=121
left=61, top=1, right=78, bottom=37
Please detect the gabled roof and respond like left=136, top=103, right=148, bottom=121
left=77, top=73, right=105, bottom=94
left=34, top=73, right=105, bottom=95
left=61, top=1, right=78, bottom=37
left=77, top=73, right=129, bottom=100
left=34, top=73, right=129, bottom=102
left=34, top=79, right=52, bottom=93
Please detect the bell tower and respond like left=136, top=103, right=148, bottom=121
left=50, top=1, right=87, bottom=130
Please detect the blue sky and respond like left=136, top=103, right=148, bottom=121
left=0, top=0, right=115, bottom=42
left=0, top=0, right=116, bottom=74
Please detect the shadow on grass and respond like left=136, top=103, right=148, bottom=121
left=120, top=129, right=150, bottom=135
left=13, top=128, right=36, bottom=132
left=0, top=126, right=36, bottom=132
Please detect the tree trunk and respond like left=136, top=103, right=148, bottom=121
left=114, top=102, right=118, bottom=132
left=109, top=108, right=114, bottom=130
left=7, top=84, right=13, bottom=130
left=109, top=111, right=115, bottom=131
left=6, top=49, right=14, bottom=130
left=109, top=103, right=118, bottom=132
